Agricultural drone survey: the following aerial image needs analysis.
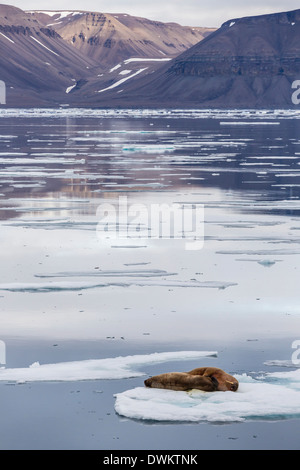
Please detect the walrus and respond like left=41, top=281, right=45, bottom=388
left=144, top=367, right=239, bottom=392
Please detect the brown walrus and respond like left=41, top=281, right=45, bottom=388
left=144, top=367, right=239, bottom=392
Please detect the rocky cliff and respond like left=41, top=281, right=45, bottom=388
left=86, top=8, right=300, bottom=108
left=0, top=4, right=98, bottom=106
left=27, top=10, right=214, bottom=67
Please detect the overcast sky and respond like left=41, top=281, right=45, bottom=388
left=9, top=0, right=300, bottom=27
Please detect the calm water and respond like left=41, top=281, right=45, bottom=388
left=0, top=109, right=299, bottom=449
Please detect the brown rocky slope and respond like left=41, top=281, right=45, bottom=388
left=81, top=8, right=300, bottom=108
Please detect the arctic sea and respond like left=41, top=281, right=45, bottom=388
left=0, top=108, right=299, bottom=450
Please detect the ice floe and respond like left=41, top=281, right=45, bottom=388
left=115, top=368, right=300, bottom=423
left=1, top=109, right=300, bottom=120
left=0, top=279, right=237, bottom=293
left=0, top=351, right=217, bottom=383
left=34, top=269, right=177, bottom=278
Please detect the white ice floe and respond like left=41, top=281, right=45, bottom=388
left=35, top=269, right=177, bottom=278
left=0, top=157, right=84, bottom=165
left=115, top=369, right=300, bottom=423
left=2, top=109, right=300, bottom=120
left=220, top=121, right=280, bottom=125
left=264, top=360, right=300, bottom=368
left=0, top=279, right=237, bottom=293
left=0, top=351, right=217, bottom=383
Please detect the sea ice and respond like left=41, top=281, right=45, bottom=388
left=0, top=279, right=238, bottom=293
left=0, top=351, right=217, bottom=383
left=115, top=369, right=300, bottom=423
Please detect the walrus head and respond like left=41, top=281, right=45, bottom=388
left=225, top=380, right=239, bottom=392
left=212, top=373, right=239, bottom=392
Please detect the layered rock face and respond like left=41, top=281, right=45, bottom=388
left=0, top=4, right=98, bottom=105
left=0, top=4, right=214, bottom=106
left=29, top=10, right=214, bottom=67
left=97, top=9, right=300, bottom=108
left=170, top=10, right=300, bottom=78
left=160, top=9, right=300, bottom=106
left=2, top=5, right=300, bottom=108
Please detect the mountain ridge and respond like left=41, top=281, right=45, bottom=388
left=0, top=3, right=214, bottom=106
left=26, top=9, right=214, bottom=66
left=82, top=7, right=300, bottom=108
left=2, top=4, right=300, bottom=108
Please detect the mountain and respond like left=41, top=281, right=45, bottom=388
left=28, top=10, right=214, bottom=67
left=3, top=5, right=300, bottom=108
left=81, top=8, right=300, bottom=108
left=0, top=4, right=214, bottom=106
left=0, top=4, right=98, bottom=106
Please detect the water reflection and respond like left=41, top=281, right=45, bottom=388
left=0, top=110, right=300, bottom=343
left=1, top=111, right=300, bottom=222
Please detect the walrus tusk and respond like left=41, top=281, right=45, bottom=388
left=226, top=380, right=234, bottom=384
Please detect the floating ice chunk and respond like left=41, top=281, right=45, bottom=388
left=0, top=108, right=298, bottom=120
left=35, top=269, right=177, bottom=278
left=217, top=249, right=300, bottom=256
left=220, top=121, right=280, bottom=126
left=0, top=351, right=217, bottom=383
left=264, top=360, right=300, bottom=368
left=257, top=259, right=278, bottom=267
left=0, top=280, right=237, bottom=293
left=115, top=369, right=300, bottom=423
left=122, top=144, right=175, bottom=153
left=235, top=258, right=282, bottom=267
